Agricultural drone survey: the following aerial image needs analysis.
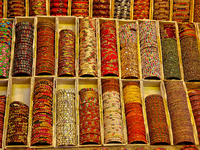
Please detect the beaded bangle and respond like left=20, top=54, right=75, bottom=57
left=7, top=101, right=29, bottom=145
left=145, top=94, right=170, bottom=145
left=31, top=79, right=53, bottom=146
left=79, top=88, right=101, bottom=145
left=56, top=89, right=76, bottom=146
left=36, top=20, right=55, bottom=76
left=58, top=29, right=75, bottom=77
left=102, top=79, right=123, bottom=144
left=79, top=17, right=97, bottom=77
left=139, top=21, right=161, bottom=79
left=8, top=0, right=25, bottom=18
left=165, top=81, right=195, bottom=145
left=13, top=21, right=34, bottom=76
left=0, top=20, right=12, bottom=78
left=100, top=21, right=118, bottom=76
left=72, top=0, right=89, bottom=17
left=29, top=0, right=46, bottom=16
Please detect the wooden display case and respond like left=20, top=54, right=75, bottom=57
left=0, top=17, right=200, bottom=150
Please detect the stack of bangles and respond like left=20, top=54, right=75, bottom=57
left=29, top=0, right=46, bottom=16
left=114, top=0, right=130, bottom=19
left=31, top=79, right=53, bottom=146
left=173, top=0, right=190, bottom=22
left=72, top=0, right=89, bottom=17
left=133, top=0, right=150, bottom=20
left=165, top=81, right=195, bottom=145
left=119, top=23, right=139, bottom=79
left=100, top=20, right=118, bottom=76
left=50, top=0, right=68, bottom=16
left=123, top=82, right=147, bottom=144
left=57, top=89, right=76, bottom=146
left=79, top=17, right=97, bottom=77
left=178, top=23, right=200, bottom=81
left=153, top=0, right=170, bottom=20
left=102, top=79, right=123, bottom=144
left=0, top=95, right=6, bottom=147
left=79, top=88, right=101, bottom=145
left=8, top=0, right=25, bottom=18
left=0, top=0, right=2, bottom=18
left=7, top=101, right=29, bottom=145
left=0, top=20, right=12, bottom=78
left=13, top=21, right=34, bottom=76
left=58, top=29, right=75, bottom=77
left=188, top=89, right=200, bottom=141
left=145, top=94, right=170, bottom=145
left=160, top=24, right=181, bottom=79
left=93, top=0, right=110, bottom=18
left=36, top=19, right=55, bottom=75
left=194, top=0, right=200, bottom=22
left=139, top=21, right=161, bottom=79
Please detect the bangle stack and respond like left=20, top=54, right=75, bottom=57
left=160, top=24, right=181, bottom=80
left=194, top=0, right=200, bottom=22
left=29, top=0, right=46, bottom=16
left=173, top=0, right=190, bottom=22
left=79, top=88, right=101, bottom=145
left=133, top=0, right=150, bottom=20
left=57, top=89, right=76, bottom=146
left=8, top=0, right=25, bottom=18
left=7, top=101, right=29, bottom=145
left=145, top=94, right=170, bottom=145
left=50, top=0, right=68, bottom=16
left=79, top=17, right=97, bottom=77
left=0, top=95, right=6, bottom=147
left=0, top=0, right=2, bottom=18
left=114, top=0, right=130, bottom=19
left=188, top=89, right=200, bottom=142
left=153, top=0, right=170, bottom=20
left=31, top=79, right=53, bottom=146
left=13, top=21, right=34, bottom=76
left=72, top=0, right=89, bottom=17
left=102, top=79, right=123, bottom=144
left=119, top=23, right=139, bottom=79
left=178, top=23, right=200, bottom=81
left=93, top=0, right=110, bottom=18
left=123, top=82, right=147, bottom=144
left=36, top=19, right=55, bottom=75
left=58, top=29, right=75, bottom=77
left=100, top=20, right=118, bottom=77
left=139, top=21, right=161, bottom=79
left=0, top=20, right=12, bottom=78
left=165, top=81, right=195, bottom=145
